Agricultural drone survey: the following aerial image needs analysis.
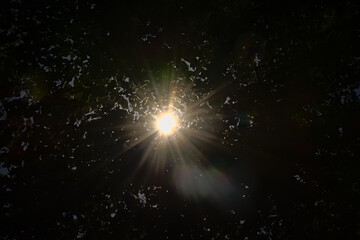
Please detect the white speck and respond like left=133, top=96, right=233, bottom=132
left=55, top=79, right=62, bottom=87
left=224, top=96, right=231, bottom=104
left=90, top=3, right=96, bottom=9
left=294, top=174, right=305, bottom=183
left=138, top=192, right=146, bottom=204
left=134, top=191, right=147, bottom=206
left=74, top=119, right=82, bottom=127
left=69, top=77, right=75, bottom=87
left=73, top=214, right=78, bottom=220
left=133, top=111, right=140, bottom=121
left=62, top=55, right=71, bottom=61
left=354, top=85, right=360, bottom=99
left=0, top=162, right=10, bottom=176
left=76, top=231, right=85, bottom=239
left=254, top=53, right=260, bottom=66
left=71, top=166, right=77, bottom=170
left=121, top=94, right=133, bottom=112
left=21, top=141, right=29, bottom=151
left=240, top=220, right=245, bottom=224
left=0, top=102, right=7, bottom=121
left=5, top=90, right=27, bottom=102
left=0, top=146, right=9, bottom=154
left=230, top=210, right=235, bottom=214
left=181, top=58, right=196, bottom=72
left=87, top=116, right=101, bottom=122
left=85, top=110, right=95, bottom=116
left=65, top=37, right=74, bottom=44
left=110, top=213, right=116, bottom=218
left=257, top=227, right=267, bottom=236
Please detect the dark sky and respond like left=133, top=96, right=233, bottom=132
left=0, top=0, right=360, bottom=239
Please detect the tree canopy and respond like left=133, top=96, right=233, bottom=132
left=1, top=0, right=359, bottom=239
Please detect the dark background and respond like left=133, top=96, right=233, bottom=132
left=1, top=0, right=359, bottom=239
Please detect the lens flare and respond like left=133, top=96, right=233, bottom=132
left=157, top=113, right=176, bottom=134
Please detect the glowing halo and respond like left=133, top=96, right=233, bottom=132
left=156, top=113, right=177, bottom=135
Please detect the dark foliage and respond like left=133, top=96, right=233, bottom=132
left=1, top=0, right=359, bottom=239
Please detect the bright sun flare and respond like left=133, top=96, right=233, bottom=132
left=157, top=113, right=176, bottom=134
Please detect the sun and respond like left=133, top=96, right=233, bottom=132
left=157, top=113, right=177, bottom=135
